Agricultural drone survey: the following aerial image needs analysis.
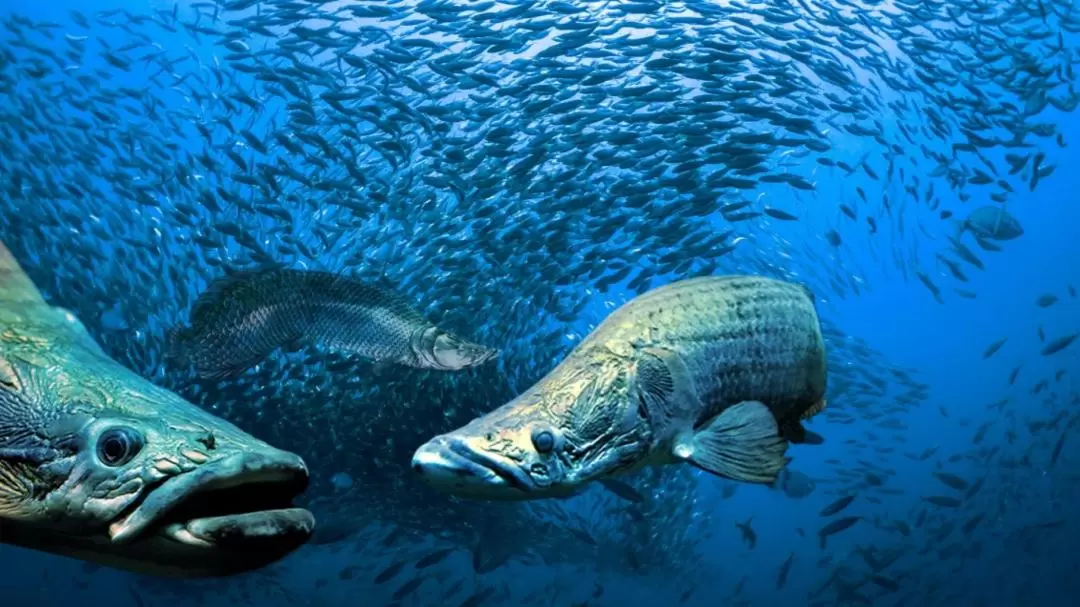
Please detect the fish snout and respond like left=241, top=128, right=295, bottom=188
left=412, top=436, right=477, bottom=479
left=412, top=435, right=525, bottom=498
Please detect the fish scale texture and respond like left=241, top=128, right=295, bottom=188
left=176, top=270, right=433, bottom=378
left=580, top=276, right=826, bottom=422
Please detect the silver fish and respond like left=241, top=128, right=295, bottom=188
left=169, top=269, right=499, bottom=379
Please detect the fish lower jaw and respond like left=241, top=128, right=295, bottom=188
left=159, top=507, right=316, bottom=549
left=162, top=522, right=213, bottom=548
left=108, top=452, right=310, bottom=545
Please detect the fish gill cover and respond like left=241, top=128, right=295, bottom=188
left=0, top=0, right=1077, bottom=606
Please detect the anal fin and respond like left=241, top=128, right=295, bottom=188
left=673, top=401, right=789, bottom=484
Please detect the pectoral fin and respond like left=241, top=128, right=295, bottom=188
left=673, top=401, right=788, bottom=484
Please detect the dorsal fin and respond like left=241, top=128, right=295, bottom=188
left=0, top=241, right=45, bottom=304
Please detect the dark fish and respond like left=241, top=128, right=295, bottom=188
left=916, top=271, right=943, bottom=303
left=169, top=269, right=499, bottom=378
left=309, top=518, right=362, bottom=545
left=1051, top=431, right=1066, bottom=465
left=932, top=471, right=968, bottom=491
left=982, top=338, right=1007, bottom=359
left=818, top=516, right=860, bottom=548
left=777, top=552, right=794, bottom=589
left=392, top=577, right=424, bottom=601
left=962, top=513, right=985, bottom=534
left=948, top=237, right=984, bottom=270
left=1008, top=366, right=1022, bottom=384
left=569, top=528, right=597, bottom=546
left=820, top=495, right=855, bottom=517
left=415, top=547, right=455, bottom=569
left=870, top=575, right=899, bottom=592
left=764, top=207, right=798, bottom=220
left=374, top=560, right=408, bottom=584
left=458, top=587, right=496, bottom=607
left=1041, top=333, right=1078, bottom=356
left=442, top=580, right=465, bottom=600
left=735, top=517, right=756, bottom=549
left=382, top=527, right=406, bottom=547
left=1036, top=294, right=1058, bottom=307
left=962, top=206, right=1023, bottom=240
left=922, top=496, right=961, bottom=508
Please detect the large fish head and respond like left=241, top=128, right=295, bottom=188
left=0, top=243, right=312, bottom=577
left=413, top=352, right=651, bottom=500
left=0, top=330, right=314, bottom=577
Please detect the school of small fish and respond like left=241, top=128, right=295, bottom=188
left=0, top=0, right=1077, bottom=606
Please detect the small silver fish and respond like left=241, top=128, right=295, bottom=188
left=169, top=269, right=499, bottom=379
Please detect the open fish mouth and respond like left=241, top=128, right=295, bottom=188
left=412, top=436, right=533, bottom=496
left=109, top=452, right=313, bottom=551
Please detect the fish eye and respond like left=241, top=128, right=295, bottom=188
left=531, top=428, right=555, bottom=454
left=96, top=427, right=144, bottom=467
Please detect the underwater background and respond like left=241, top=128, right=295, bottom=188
left=1, top=0, right=1079, bottom=605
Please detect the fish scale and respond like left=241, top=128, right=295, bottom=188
left=579, top=275, right=827, bottom=427
left=171, top=269, right=498, bottom=379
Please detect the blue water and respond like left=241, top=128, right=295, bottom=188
left=1, top=0, right=1078, bottom=606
